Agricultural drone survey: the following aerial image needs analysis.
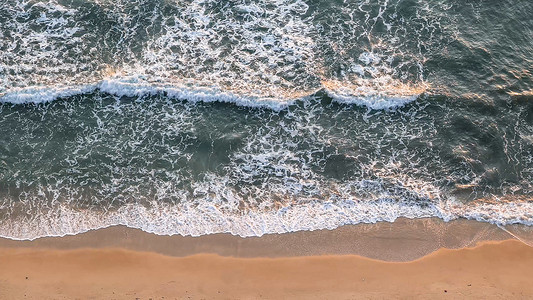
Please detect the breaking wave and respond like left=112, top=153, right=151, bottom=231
left=0, top=75, right=424, bottom=110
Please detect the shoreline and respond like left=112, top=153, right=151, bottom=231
left=1, top=218, right=533, bottom=299
left=1, top=217, right=532, bottom=261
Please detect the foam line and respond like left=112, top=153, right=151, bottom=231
left=0, top=78, right=421, bottom=110
left=1, top=196, right=532, bottom=241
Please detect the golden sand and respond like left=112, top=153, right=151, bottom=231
left=0, top=234, right=532, bottom=299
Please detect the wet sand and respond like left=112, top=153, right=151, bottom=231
left=0, top=218, right=532, bottom=299
left=2, top=217, right=531, bottom=261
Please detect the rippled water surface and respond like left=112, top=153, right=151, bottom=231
left=0, top=0, right=532, bottom=239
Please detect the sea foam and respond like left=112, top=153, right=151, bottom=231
left=0, top=76, right=421, bottom=111
left=1, top=195, right=532, bottom=241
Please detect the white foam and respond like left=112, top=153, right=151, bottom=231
left=326, top=89, right=418, bottom=110
left=1, top=195, right=532, bottom=241
left=322, top=77, right=424, bottom=110
left=0, top=76, right=422, bottom=110
left=98, top=76, right=295, bottom=111
left=359, top=52, right=382, bottom=65
left=0, top=79, right=296, bottom=110
left=0, top=85, right=97, bottom=104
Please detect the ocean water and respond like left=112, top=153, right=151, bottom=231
left=0, top=0, right=532, bottom=240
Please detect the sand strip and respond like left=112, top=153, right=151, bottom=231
left=0, top=239, right=532, bottom=299
left=1, top=219, right=532, bottom=299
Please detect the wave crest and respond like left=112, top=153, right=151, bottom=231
left=1, top=75, right=424, bottom=110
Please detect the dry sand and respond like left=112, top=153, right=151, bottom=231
left=0, top=219, right=532, bottom=299
left=0, top=240, right=532, bottom=299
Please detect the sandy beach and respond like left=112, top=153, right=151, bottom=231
left=1, top=239, right=533, bottom=299
left=0, top=219, right=532, bottom=299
